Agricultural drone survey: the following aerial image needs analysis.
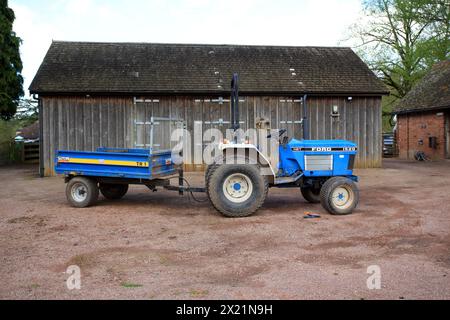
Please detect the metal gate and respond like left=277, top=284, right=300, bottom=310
left=134, top=98, right=183, bottom=151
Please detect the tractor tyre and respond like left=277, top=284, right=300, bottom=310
left=66, top=177, right=99, bottom=208
left=207, top=164, right=268, bottom=217
left=300, top=186, right=321, bottom=203
left=320, top=176, right=359, bottom=215
left=205, top=164, right=219, bottom=198
left=99, top=183, right=129, bottom=200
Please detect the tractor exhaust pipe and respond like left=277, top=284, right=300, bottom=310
left=231, top=73, right=240, bottom=133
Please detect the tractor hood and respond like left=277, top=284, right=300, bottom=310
left=288, top=139, right=357, bottom=152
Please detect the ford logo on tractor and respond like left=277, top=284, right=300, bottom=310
left=312, top=147, right=332, bottom=152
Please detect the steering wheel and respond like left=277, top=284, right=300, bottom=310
left=267, top=129, right=287, bottom=139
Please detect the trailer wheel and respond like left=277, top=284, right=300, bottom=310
left=300, top=186, right=321, bottom=203
left=320, top=177, right=359, bottom=215
left=207, top=164, right=268, bottom=217
left=99, top=183, right=129, bottom=200
left=66, top=177, right=99, bottom=208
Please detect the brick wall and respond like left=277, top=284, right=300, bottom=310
left=397, top=110, right=447, bottom=159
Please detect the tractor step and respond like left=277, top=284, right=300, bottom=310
left=274, top=174, right=302, bottom=185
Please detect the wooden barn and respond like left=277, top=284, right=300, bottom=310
left=30, top=41, right=388, bottom=176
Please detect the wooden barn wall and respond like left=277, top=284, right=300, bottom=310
left=41, top=95, right=382, bottom=176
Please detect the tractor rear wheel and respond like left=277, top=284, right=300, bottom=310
left=207, top=164, right=268, bottom=217
left=300, top=186, right=321, bottom=203
left=205, top=164, right=218, bottom=198
left=66, top=177, right=99, bottom=208
left=99, top=183, right=129, bottom=200
left=320, top=176, right=359, bottom=215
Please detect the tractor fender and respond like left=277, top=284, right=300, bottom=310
left=213, top=143, right=276, bottom=179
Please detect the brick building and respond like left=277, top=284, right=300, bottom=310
left=394, top=60, right=450, bottom=160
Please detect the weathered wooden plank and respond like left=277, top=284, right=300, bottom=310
left=92, top=98, right=101, bottom=149
left=346, top=98, right=353, bottom=144
left=374, top=97, right=382, bottom=167
left=83, top=98, right=92, bottom=151
left=360, top=97, right=367, bottom=168
left=42, top=98, right=50, bottom=176
left=378, top=98, right=382, bottom=166
left=310, top=97, right=317, bottom=140
left=270, top=97, right=278, bottom=133
left=57, top=99, right=64, bottom=150
left=353, top=97, right=361, bottom=168
left=320, top=97, right=327, bottom=140
left=75, top=97, right=83, bottom=150
left=367, top=98, right=374, bottom=168
left=293, top=99, right=301, bottom=139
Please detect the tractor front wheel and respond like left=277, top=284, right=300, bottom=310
left=207, top=164, right=268, bottom=217
left=300, top=186, right=321, bottom=203
left=320, top=177, right=359, bottom=215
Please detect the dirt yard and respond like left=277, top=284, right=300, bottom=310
left=1, top=158, right=449, bottom=300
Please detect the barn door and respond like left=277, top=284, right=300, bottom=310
left=277, top=99, right=303, bottom=139
left=192, top=98, right=247, bottom=164
left=133, top=98, right=183, bottom=151
left=134, top=98, right=159, bottom=148
left=196, top=98, right=241, bottom=143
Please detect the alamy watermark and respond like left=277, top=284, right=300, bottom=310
left=366, top=265, right=381, bottom=290
left=66, top=265, right=81, bottom=290
left=169, top=126, right=281, bottom=175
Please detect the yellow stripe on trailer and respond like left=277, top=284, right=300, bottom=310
left=58, top=157, right=149, bottom=167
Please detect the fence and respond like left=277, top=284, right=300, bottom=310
left=0, top=141, right=22, bottom=165
left=23, top=142, right=40, bottom=164
left=0, top=141, right=40, bottom=165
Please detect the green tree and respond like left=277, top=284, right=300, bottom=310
left=0, top=0, right=23, bottom=120
left=15, top=98, right=38, bottom=127
left=351, top=0, right=449, bottom=99
left=348, top=0, right=450, bottom=131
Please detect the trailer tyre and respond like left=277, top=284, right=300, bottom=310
left=320, top=176, right=359, bottom=215
left=99, top=183, right=129, bottom=200
left=300, top=186, right=321, bottom=203
left=66, top=177, right=99, bottom=208
left=207, top=164, right=268, bottom=217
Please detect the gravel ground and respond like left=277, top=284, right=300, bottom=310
left=0, top=158, right=449, bottom=300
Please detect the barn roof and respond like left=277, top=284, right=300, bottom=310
left=30, top=41, right=388, bottom=95
left=394, top=60, right=450, bottom=114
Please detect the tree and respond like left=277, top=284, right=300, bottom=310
left=0, top=0, right=23, bottom=120
left=350, top=0, right=450, bottom=100
left=15, top=98, right=38, bottom=127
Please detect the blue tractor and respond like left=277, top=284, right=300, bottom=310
left=204, top=74, right=359, bottom=217
left=56, top=74, right=359, bottom=217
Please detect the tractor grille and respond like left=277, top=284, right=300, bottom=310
left=304, top=155, right=333, bottom=171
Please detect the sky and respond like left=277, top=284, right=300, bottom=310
left=10, top=0, right=364, bottom=96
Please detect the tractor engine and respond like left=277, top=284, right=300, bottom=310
left=278, top=139, right=358, bottom=178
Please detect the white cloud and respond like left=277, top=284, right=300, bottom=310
left=10, top=0, right=364, bottom=96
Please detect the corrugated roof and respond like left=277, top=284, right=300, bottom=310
left=394, top=60, right=450, bottom=114
left=30, top=41, right=388, bottom=95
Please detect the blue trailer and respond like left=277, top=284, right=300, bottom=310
left=55, top=74, right=360, bottom=217
left=56, top=148, right=178, bottom=180
left=55, top=146, right=187, bottom=208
